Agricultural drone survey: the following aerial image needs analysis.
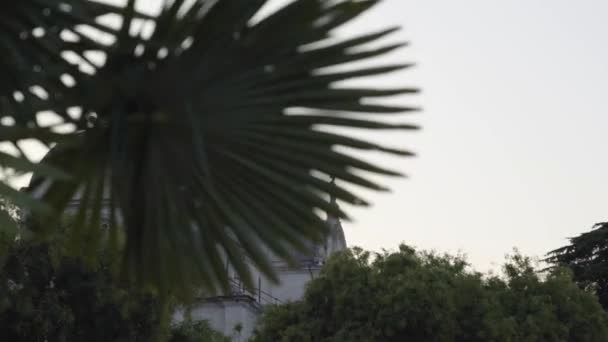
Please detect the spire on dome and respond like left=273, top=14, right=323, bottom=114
left=326, top=176, right=340, bottom=221
left=281, top=176, right=347, bottom=264
left=322, top=176, right=347, bottom=257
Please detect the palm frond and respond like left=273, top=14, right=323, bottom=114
left=0, top=0, right=152, bottom=158
left=22, top=0, right=419, bottom=296
left=0, top=0, right=148, bottom=227
left=0, top=0, right=145, bottom=126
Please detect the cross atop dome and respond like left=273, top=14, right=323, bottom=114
left=320, top=176, right=347, bottom=259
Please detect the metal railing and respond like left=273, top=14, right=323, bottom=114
left=227, top=277, right=282, bottom=305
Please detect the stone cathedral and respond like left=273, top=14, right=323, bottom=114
left=173, top=201, right=347, bottom=339
left=28, top=165, right=347, bottom=340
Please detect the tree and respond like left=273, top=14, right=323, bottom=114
left=253, top=246, right=608, bottom=342
left=0, top=197, right=19, bottom=260
left=0, top=0, right=418, bottom=295
left=0, top=235, right=231, bottom=342
left=546, top=222, right=608, bottom=311
left=169, top=320, right=230, bottom=342
left=0, top=237, right=165, bottom=341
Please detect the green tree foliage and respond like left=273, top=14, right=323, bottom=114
left=0, top=197, right=21, bottom=267
left=0, top=238, right=164, bottom=341
left=0, top=235, right=232, bottom=341
left=253, top=246, right=608, bottom=342
left=546, top=222, right=608, bottom=311
left=1, top=0, right=418, bottom=295
left=169, top=320, right=230, bottom=342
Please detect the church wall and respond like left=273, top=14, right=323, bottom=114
left=265, top=266, right=322, bottom=303
left=173, top=296, right=260, bottom=341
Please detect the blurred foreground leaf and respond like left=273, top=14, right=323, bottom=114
left=6, top=0, right=419, bottom=297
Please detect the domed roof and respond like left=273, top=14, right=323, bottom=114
left=282, top=194, right=347, bottom=265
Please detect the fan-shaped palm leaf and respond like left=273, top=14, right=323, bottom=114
left=0, top=0, right=148, bottom=186
left=0, top=0, right=150, bottom=228
left=24, top=0, right=419, bottom=295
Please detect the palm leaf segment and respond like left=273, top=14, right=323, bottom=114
left=28, top=0, right=419, bottom=295
left=0, top=1, right=147, bottom=229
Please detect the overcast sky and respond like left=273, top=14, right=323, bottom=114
left=21, top=0, right=608, bottom=271
left=330, top=0, right=608, bottom=270
left=127, top=0, right=608, bottom=270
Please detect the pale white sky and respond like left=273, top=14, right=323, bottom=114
left=336, top=0, right=608, bottom=270
left=19, top=0, right=608, bottom=271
